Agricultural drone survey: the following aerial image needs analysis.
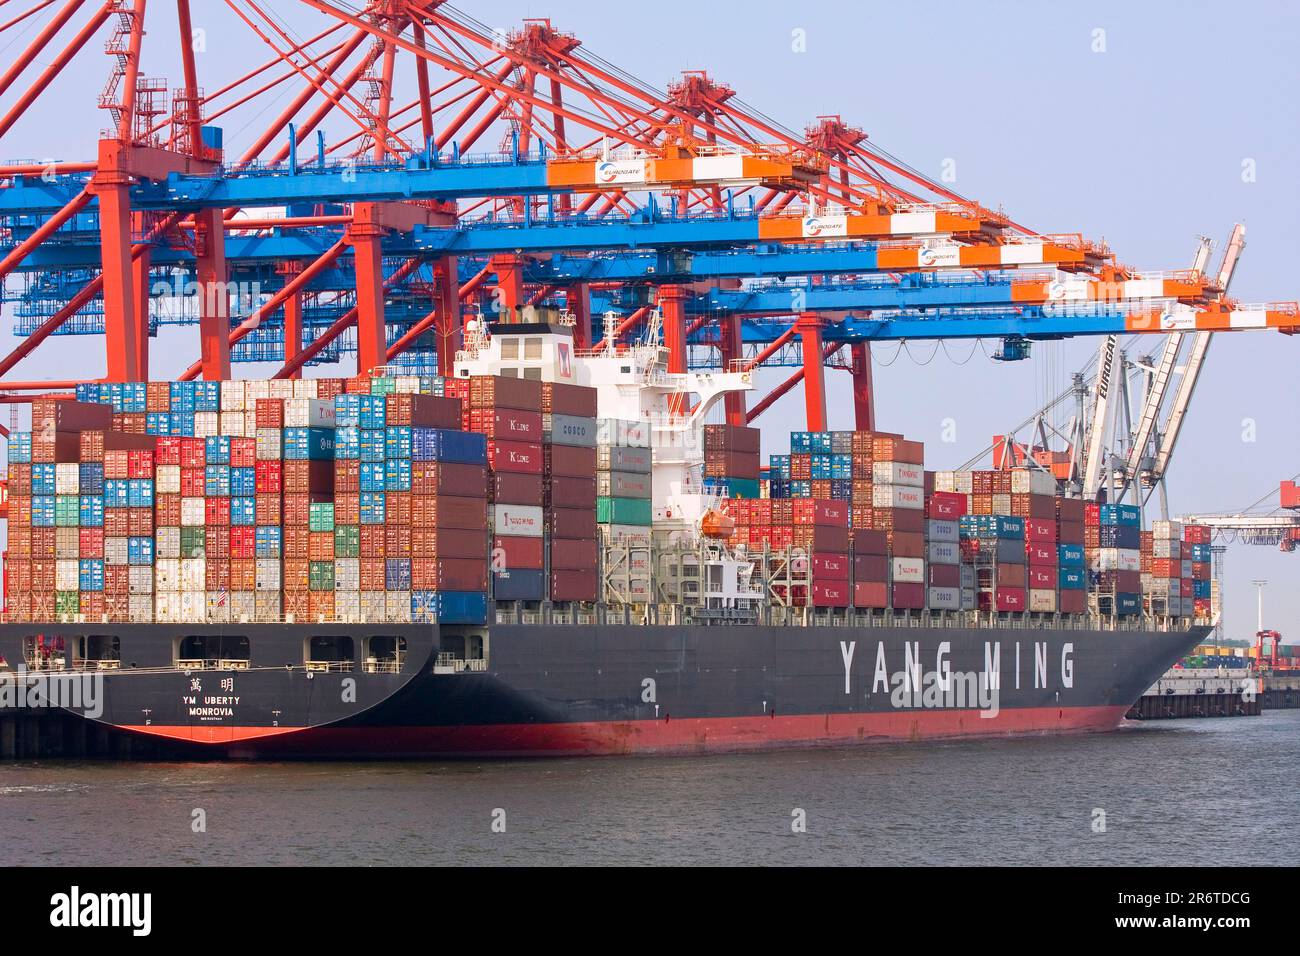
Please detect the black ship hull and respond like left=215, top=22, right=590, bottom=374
left=0, top=620, right=1209, bottom=758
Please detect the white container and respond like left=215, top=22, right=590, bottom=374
left=155, top=526, right=180, bottom=559
left=180, top=591, right=205, bottom=623
left=246, top=380, right=271, bottom=403
left=1010, top=469, right=1057, bottom=496
left=55, top=559, right=79, bottom=591
left=193, top=411, right=219, bottom=437
left=872, top=484, right=923, bottom=510
left=230, top=591, right=256, bottom=623
left=254, top=592, right=281, bottom=623
left=1181, top=560, right=1194, bottom=579
left=1151, top=519, right=1183, bottom=541
left=926, top=541, right=961, bottom=565
left=55, top=527, right=79, bottom=559
left=255, top=558, right=281, bottom=592
left=927, top=586, right=962, bottom=611
left=1097, top=548, right=1141, bottom=572
left=334, top=591, right=361, bottom=623
left=128, top=593, right=154, bottom=623
left=55, top=463, right=80, bottom=495
left=255, top=428, right=281, bottom=461
left=386, top=591, right=412, bottom=623
left=596, top=419, right=650, bottom=448
left=961, top=587, right=978, bottom=611
left=269, top=380, right=294, bottom=400
left=219, top=412, right=248, bottom=437
left=360, top=591, right=387, bottom=624
left=393, top=376, right=421, bottom=395
left=333, top=558, right=360, bottom=591
left=104, top=537, right=130, bottom=566
left=128, top=566, right=154, bottom=594
left=1029, top=589, right=1058, bottom=613
left=155, top=592, right=181, bottom=623
left=292, top=378, right=321, bottom=398
left=205, top=591, right=231, bottom=623
left=180, top=558, right=206, bottom=591
left=221, top=380, right=247, bottom=412
left=180, top=497, right=206, bottom=526
left=1153, top=538, right=1179, bottom=559
left=244, top=410, right=258, bottom=436
left=992, top=493, right=1012, bottom=515
left=491, top=504, right=544, bottom=537
left=926, top=519, right=959, bottom=543
left=872, top=461, right=923, bottom=487
left=155, top=465, right=181, bottom=494
left=155, top=558, right=180, bottom=591
left=934, top=470, right=974, bottom=494
left=960, top=565, right=977, bottom=589
left=284, top=398, right=336, bottom=428
left=890, top=557, right=925, bottom=584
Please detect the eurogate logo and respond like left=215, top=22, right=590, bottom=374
left=596, top=161, right=617, bottom=184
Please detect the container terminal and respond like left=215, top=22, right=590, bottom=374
left=0, top=2, right=1295, bottom=759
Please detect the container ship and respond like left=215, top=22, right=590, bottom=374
left=0, top=318, right=1211, bottom=758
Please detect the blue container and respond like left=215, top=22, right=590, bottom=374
left=809, top=455, right=831, bottom=480
left=334, top=425, right=360, bottom=459
left=1191, top=543, right=1212, bottom=562
left=359, top=429, right=385, bottom=463
left=231, top=466, right=256, bottom=497
left=385, top=558, right=411, bottom=591
left=769, top=455, right=791, bottom=481
left=360, top=491, right=386, bottom=525
left=1099, top=504, right=1141, bottom=527
left=283, top=427, right=335, bottom=461
left=493, top=569, right=545, bottom=601
left=170, top=412, right=195, bottom=436
left=78, top=463, right=104, bottom=495
left=205, top=435, right=231, bottom=465
left=79, top=496, right=104, bottom=527
left=790, top=480, right=811, bottom=498
left=121, top=382, right=147, bottom=413
left=195, top=381, right=220, bottom=412
left=384, top=425, right=412, bottom=461
left=1099, top=525, right=1139, bottom=549
left=7, top=432, right=31, bottom=463
left=360, top=462, right=385, bottom=492
left=411, top=590, right=488, bottom=625
left=103, top=479, right=129, bottom=508
left=1114, top=592, right=1141, bottom=616
left=830, top=478, right=853, bottom=500
left=385, top=458, right=412, bottom=492
left=30, top=496, right=55, bottom=527
left=231, top=497, right=256, bottom=525
left=255, top=526, right=282, bottom=559
left=145, top=412, right=171, bottom=436
left=1193, top=579, right=1212, bottom=599
left=128, top=536, right=154, bottom=566
left=410, top=428, right=487, bottom=465
left=959, top=515, right=1024, bottom=540
left=334, top=394, right=362, bottom=428
left=79, top=559, right=105, bottom=592
left=127, top=479, right=154, bottom=508
left=31, top=463, right=55, bottom=495
left=359, top=395, right=386, bottom=430
left=76, top=384, right=99, bottom=404
left=205, top=464, right=231, bottom=497
left=1058, top=567, right=1086, bottom=590
left=1057, top=543, right=1085, bottom=566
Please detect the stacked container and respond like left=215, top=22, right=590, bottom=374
left=702, top=424, right=761, bottom=499
left=1088, top=503, right=1141, bottom=616
left=540, top=382, right=598, bottom=603
left=960, top=515, right=1027, bottom=612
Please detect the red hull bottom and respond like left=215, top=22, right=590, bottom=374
left=121, top=704, right=1132, bottom=758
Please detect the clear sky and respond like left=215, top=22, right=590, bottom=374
left=1, top=0, right=1296, bottom=640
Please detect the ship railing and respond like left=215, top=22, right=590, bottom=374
left=363, top=658, right=403, bottom=674
left=305, top=660, right=353, bottom=673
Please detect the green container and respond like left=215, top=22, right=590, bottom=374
left=309, top=502, right=335, bottom=533
left=55, top=591, right=79, bottom=615
left=597, top=496, right=653, bottom=526
left=724, top=477, right=762, bottom=499
left=180, top=526, right=206, bottom=558
left=309, top=560, right=335, bottom=591
left=369, top=376, right=396, bottom=396
left=334, top=524, right=360, bottom=558
left=55, top=495, right=79, bottom=527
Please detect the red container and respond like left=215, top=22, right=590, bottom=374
left=283, top=459, right=333, bottom=495
left=468, top=375, right=543, bottom=411
left=997, top=563, right=1027, bottom=588
left=229, top=527, right=255, bottom=559
left=703, top=449, right=760, bottom=480
left=78, top=527, right=104, bottom=558
left=255, top=398, right=284, bottom=429
left=412, top=462, right=489, bottom=498
left=1057, top=520, right=1084, bottom=545
left=1025, top=542, right=1057, bottom=566
left=386, top=393, right=462, bottom=429
left=487, top=440, right=544, bottom=475
left=155, top=437, right=183, bottom=466
left=550, top=568, right=598, bottom=601
left=334, top=493, right=360, bottom=526
left=872, top=506, right=925, bottom=534
left=853, top=554, right=889, bottom=582
left=545, top=476, right=597, bottom=509
left=255, top=493, right=281, bottom=526
left=541, top=381, right=598, bottom=418
left=792, top=524, right=849, bottom=553
left=128, top=507, right=152, bottom=536
left=30, top=399, right=113, bottom=435
left=205, top=559, right=230, bottom=591
left=853, top=581, right=889, bottom=608
left=469, top=408, right=543, bottom=441
left=703, top=423, right=761, bottom=453
left=928, top=563, right=959, bottom=588
left=1028, top=566, right=1056, bottom=589
left=103, top=508, right=128, bottom=537
left=1024, top=518, right=1057, bottom=543
left=887, top=531, right=925, bottom=559
left=550, top=537, right=597, bottom=571
left=387, top=491, right=411, bottom=526
left=545, top=506, right=598, bottom=541
left=926, top=491, right=968, bottom=520
left=385, top=524, right=412, bottom=558
left=359, top=525, right=385, bottom=558
left=334, top=459, right=360, bottom=493
left=488, top=472, right=544, bottom=505
left=890, top=582, right=926, bottom=609
left=180, top=438, right=206, bottom=469
left=410, top=527, right=487, bottom=560
left=545, top=444, right=597, bottom=478
left=811, top=580, right=850, bottom=607
left=1084, top=503, right=1101, bottom=525
left=811, top=552, right=850, bottom=580
left=180, top=468, right=204, bottom=497
left=104, top=564, right=129, bottom=595
left=230, top=437, right=257, bottom=469
left=255, top=460, right=283, bottom=494
left=434, top=558, right=488, bottom=591
left=792, top=498, right=848, bottom=527
left=493, top=534, right=545, bottom=570
left=1183, top=525, right=1211, bottom=544
left=204, top=497, right=230, bottom=526
left=155, top=494, right=180, bottom=526
left=360, top=559, right=386, bottom=590
left=852, top=528, right=888, bottom=555
left=1058, top=589, right=1086, bottom=614
left=993, top=586, right=1026, bottom=612
left=410, top=494, right=488, bottom=530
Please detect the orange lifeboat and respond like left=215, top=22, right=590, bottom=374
left=700, top=508, right=736, bottom=539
